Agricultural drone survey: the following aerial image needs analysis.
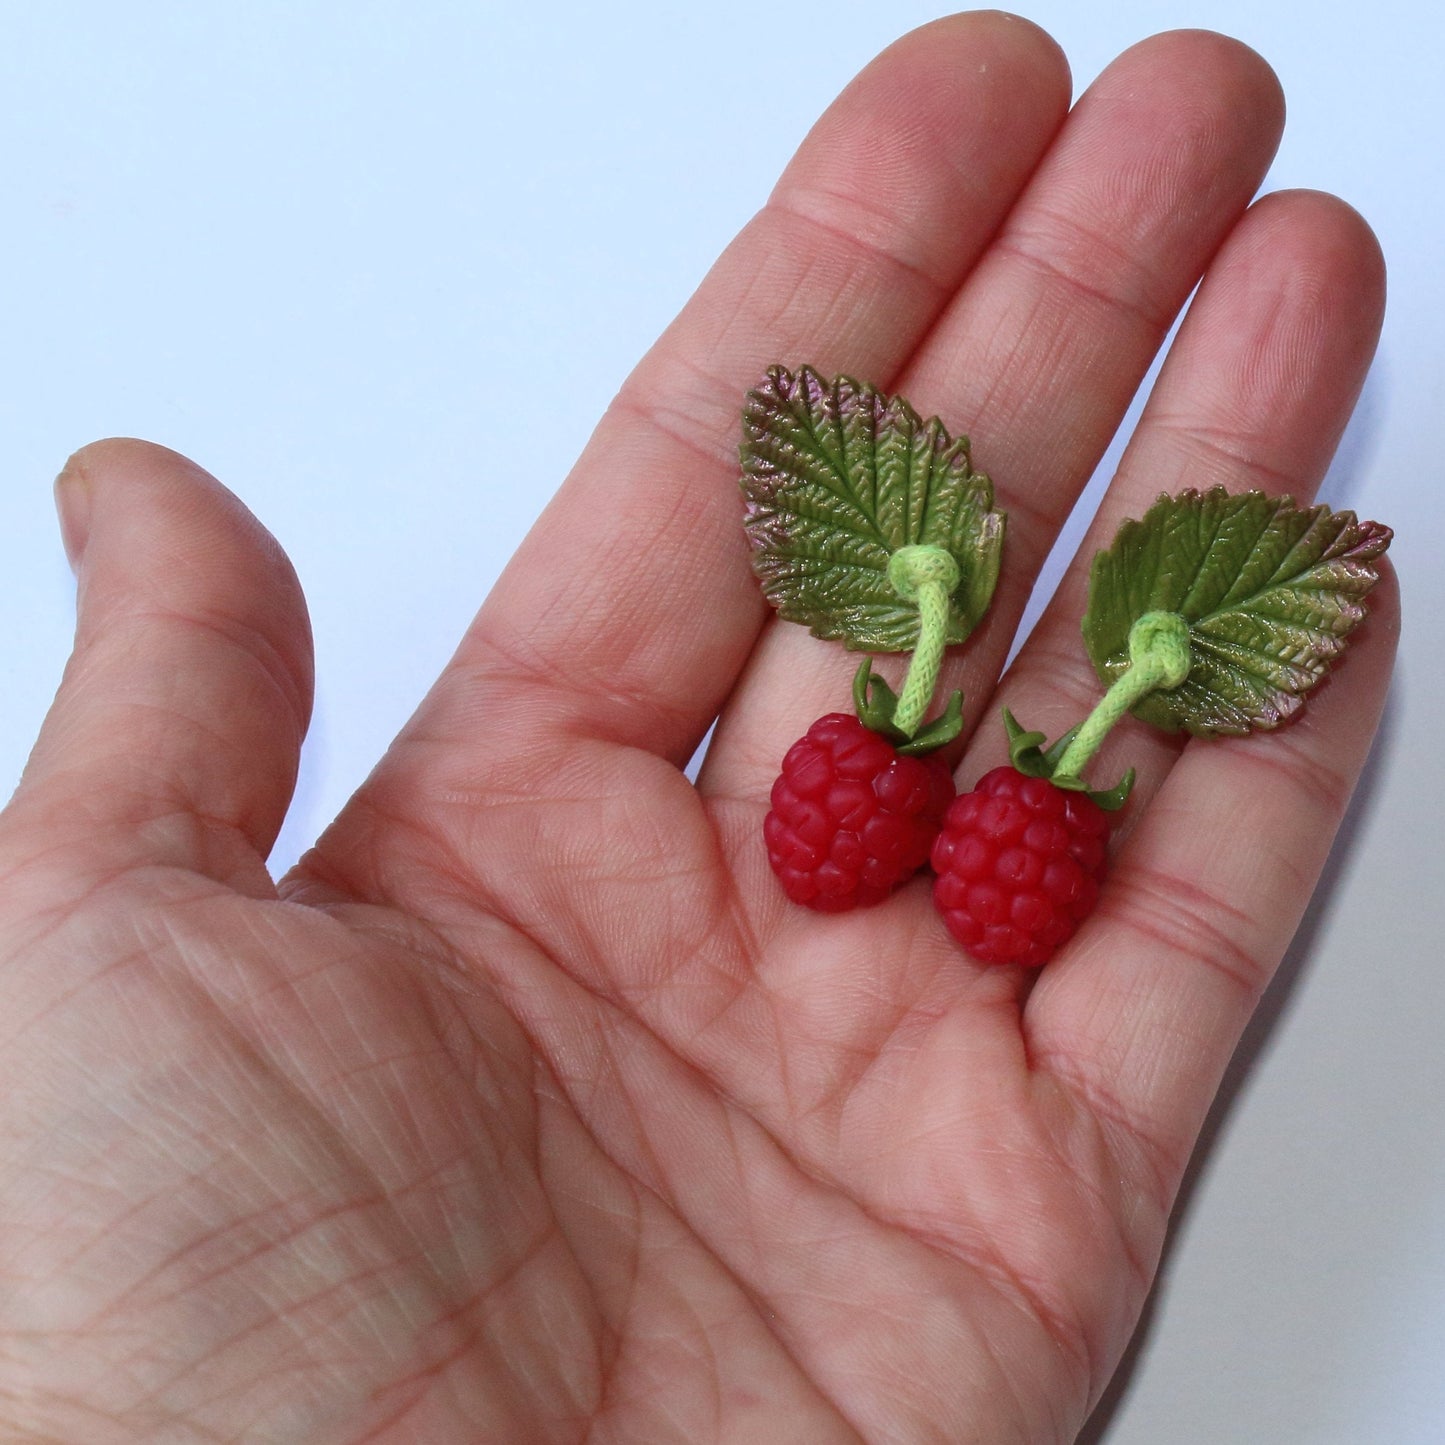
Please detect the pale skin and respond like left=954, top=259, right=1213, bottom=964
left=0, top=13, right=1399, bottom=1444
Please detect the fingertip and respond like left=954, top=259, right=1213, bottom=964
left=1082, top=29, right=1286, bottom=182
left=884, top=9, right=1073, bottom=132
left=1185, top=189, right=1388, bottom=448
left=55, top=438, right=216, bottom=573
left=1247, top=188, right=1388, bottom=329
left=61, top=437, right=313, bottom=711
left=61, top=436, right=219, bottom=497
left=894, top=10, right=1071, bottom=82
left=811, top=7, right=1074, bottom=163
left=1116, top=28, right=1284, bottom=117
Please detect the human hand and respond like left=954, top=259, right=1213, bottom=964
left=1, top=14, right=1396, bottom=1443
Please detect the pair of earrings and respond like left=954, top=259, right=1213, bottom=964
left=740, top=365, right=1391, bottom=967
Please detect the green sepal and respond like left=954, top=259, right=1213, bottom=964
left=1000, top=707, right=1134, bottom=811
left=902, top=690, right=964, bottom=755
left=852, top=658, right=963, bottom=755
left=1001, top=707, right=1053, bottom=777
left=853, top=657, right=903, bottom=735
left=1086, top=767, right=1137, bottom=812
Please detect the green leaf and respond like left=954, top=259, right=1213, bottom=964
left=1082, top=488, right=1392, bottom=737
left=740, top=364, right=1006, bottom=651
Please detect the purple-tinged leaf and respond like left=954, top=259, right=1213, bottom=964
left=740, top=365, right=1005, bottom=651
left=1083, top=487, right=1392, bottom=736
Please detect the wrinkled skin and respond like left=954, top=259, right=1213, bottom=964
left=0, top=15, right=1396, bottom=1444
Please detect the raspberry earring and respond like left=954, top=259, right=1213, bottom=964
left=740, top=364, right=1005, bottom=911
left=933, top=489, right=1392, bottom=964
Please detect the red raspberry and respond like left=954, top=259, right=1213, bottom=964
left=931, top=765, right=1111, bottom=967
left=765, top=713, right=956, bottom=913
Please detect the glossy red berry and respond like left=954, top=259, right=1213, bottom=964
left=931, top=765, right=1111, bottom=966
left=765, top=713, right=956, bottom=912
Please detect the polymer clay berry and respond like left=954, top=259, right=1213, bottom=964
left=765, top=712, right=955, bottom=912
left=932, top=766, right=1108, bottom=965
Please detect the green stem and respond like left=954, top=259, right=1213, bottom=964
left=887, top=545, right=960, bottom=737
left=1055, top=611, right=1192, bottom=779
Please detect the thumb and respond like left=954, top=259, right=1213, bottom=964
left=9, top=439, right=314, bottom=884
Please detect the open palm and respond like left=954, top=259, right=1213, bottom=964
left=2, top=16, right=1396, bottom=1443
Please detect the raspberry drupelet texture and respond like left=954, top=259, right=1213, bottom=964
left=932, top=765, right=1111, bottom=966
left=765, top=713, right=956, bottom=912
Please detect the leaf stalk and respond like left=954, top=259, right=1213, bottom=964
left=888, top=546, right=960, bottom=737
left=1055, top=611, right=1191, bottom=779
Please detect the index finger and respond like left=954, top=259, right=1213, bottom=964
left=394, top=14, right=1071, bottom=772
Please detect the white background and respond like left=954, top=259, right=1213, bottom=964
left=0, top=3, right=1439, bottom=1439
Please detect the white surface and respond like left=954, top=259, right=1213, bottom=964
left=0, top=4, right=1439, bottom=1440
